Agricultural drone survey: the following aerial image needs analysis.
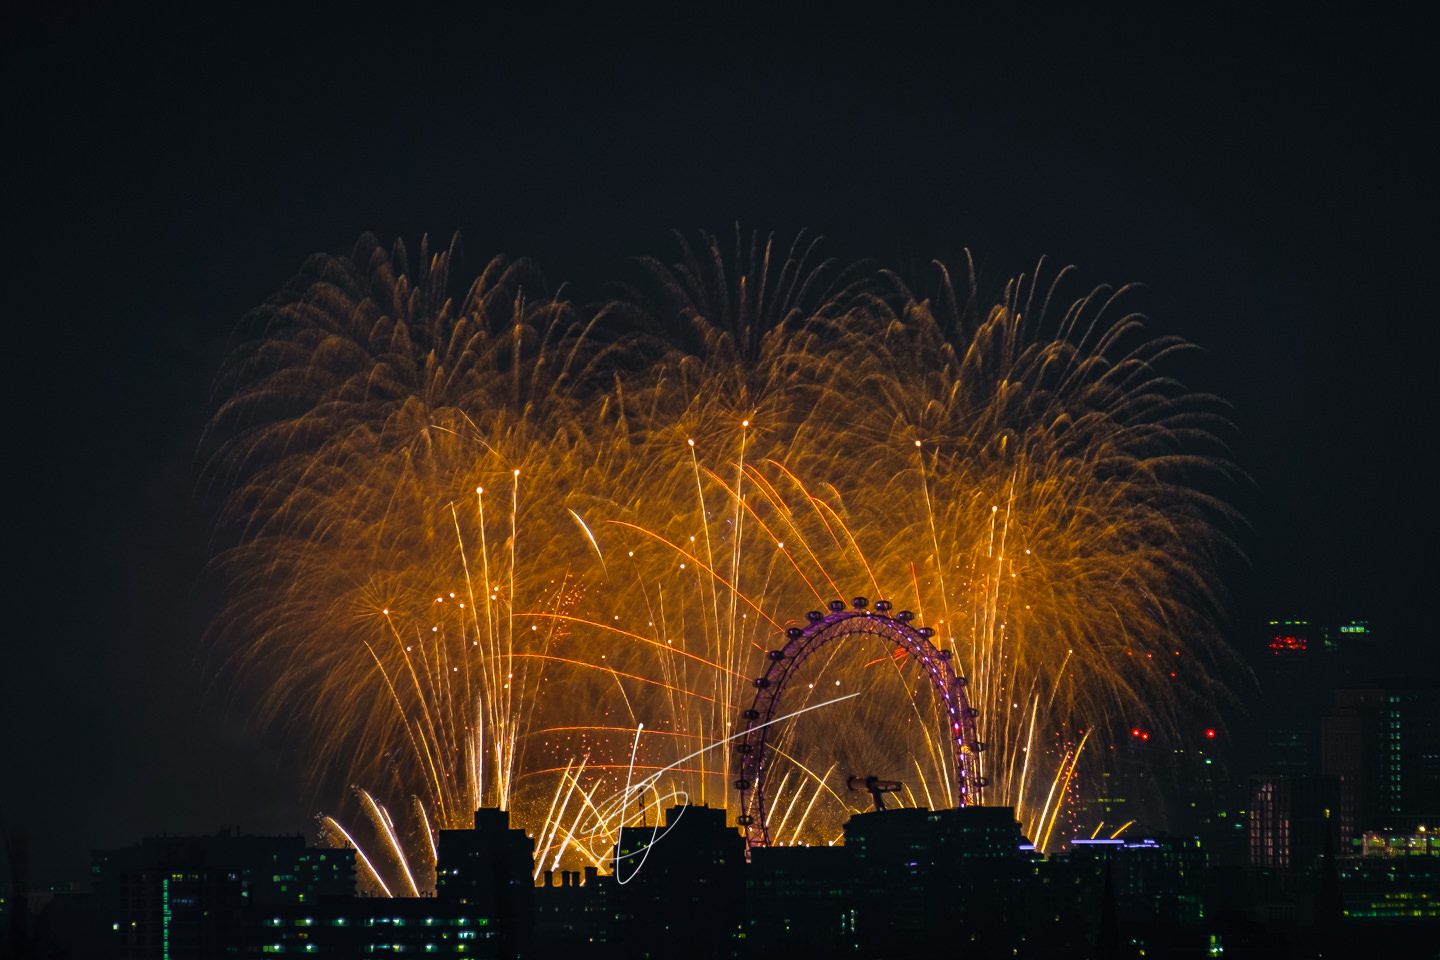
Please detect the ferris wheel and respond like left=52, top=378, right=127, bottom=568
left=732, top=597, right=987, bottom=851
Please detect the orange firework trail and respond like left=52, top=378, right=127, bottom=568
left=207, top=230, right=1237, bottom=893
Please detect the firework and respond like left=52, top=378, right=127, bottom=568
left=207, top=230, right=1235, bottom=893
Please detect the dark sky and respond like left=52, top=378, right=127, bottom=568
left=7, top=8, right=1435, bottom=886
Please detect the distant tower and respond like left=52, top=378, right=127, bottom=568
left=1259, top=618, right=1339, bottom=776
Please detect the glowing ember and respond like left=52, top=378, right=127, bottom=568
left=207, top=231, right=1236, bottom=893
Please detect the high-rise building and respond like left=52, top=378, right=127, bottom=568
left=435, top=808, right=535, bottom=958
left=90, top=832, right=355, bottom=959
left=1323, top=678, right=1440, bottom=833
left=743, top=845, right=850, bottom=954
left=1249, top=774, right=1292, bottom=870
left=534, top=866, right=606, bottom=955
left=1247, top=774, right=1342, bottom=872
left=843, top=805, right=1041, bottom=955
left=608, top=804, right=744, bottom=959
left=1056, top=836, right=1208, bottom=926
left=1258, top=618, right=1340, bottom=777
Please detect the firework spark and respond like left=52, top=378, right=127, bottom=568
left=208, top=230, right=1235, bottom=893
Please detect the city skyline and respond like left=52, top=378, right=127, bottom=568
left=6, top=6, right=1435, bottom=893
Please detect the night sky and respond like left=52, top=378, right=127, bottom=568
left=7, top=8, right=1435, bottom=886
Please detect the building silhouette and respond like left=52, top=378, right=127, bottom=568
left=11, top=791, right=1435, bottom=957
left=435, top=808, right=535, bottom=957
left=608, top=803, right=744, bottom=959
left=534, top=865, right=605, bottom=955
left=88, top=831, right=354, bottom=959
left=843, top=804, right=1044, bottom=955
left=743, top=844, right=850, bottom=954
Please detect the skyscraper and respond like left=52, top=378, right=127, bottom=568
left=1323, top=679, right=1440, bottom=833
